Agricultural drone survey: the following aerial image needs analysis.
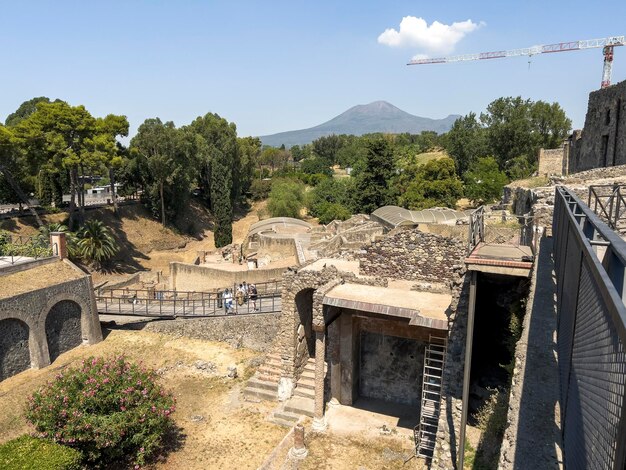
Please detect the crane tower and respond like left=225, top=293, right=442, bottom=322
left=408, top=36, right=625, bottom=88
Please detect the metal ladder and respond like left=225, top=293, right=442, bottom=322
left=414, top=335, right=448, bottom=461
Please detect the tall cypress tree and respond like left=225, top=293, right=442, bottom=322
left=190, top=113, right=238, bottom=248
left=355, top=137, right=395, bottom=214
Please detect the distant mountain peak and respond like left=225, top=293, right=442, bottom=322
left=259, top=102, right=460, bottom=147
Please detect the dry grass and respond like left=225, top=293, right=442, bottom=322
left=507, top=176, right=550, bottom=189
left=0, top=329, right=286, bottom=470
left=299, top=432, right=423, bottom=470
left=414, top=149, right=449, bottom=166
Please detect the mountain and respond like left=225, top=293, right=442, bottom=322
left=259, top=101, right=460, bottom=147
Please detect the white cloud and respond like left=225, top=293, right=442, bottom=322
left=378, top=17, right=484, bottom=57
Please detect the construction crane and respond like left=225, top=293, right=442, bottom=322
left=408, top=36, right=625, bottom=88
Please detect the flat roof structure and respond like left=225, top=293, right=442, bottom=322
left=248, top=217, right=312, bottom=237
left=323, top=283, right=450, bottom=330
left=465, top=243, right=534, bottom=277
left=371, top=206, right=470, bottom=229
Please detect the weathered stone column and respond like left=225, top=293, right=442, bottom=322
left=288, top=423, right=308, bottom=460
left=311, top=326, right=327, bottom=432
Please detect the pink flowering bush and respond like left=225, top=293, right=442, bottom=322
left=26, top=356, right=176, bottom=467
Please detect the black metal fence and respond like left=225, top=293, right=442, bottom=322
left=553, top=186, right=626, bottom=470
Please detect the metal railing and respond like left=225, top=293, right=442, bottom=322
left=553, top=185, right=626, bottom=470
left=467, top=206, right=536, bottom=255
left=0, top=234, right=54, bottom=266
left=588, top=184, right=626, bottom=230
left=96, top=281, right=283, bottom=318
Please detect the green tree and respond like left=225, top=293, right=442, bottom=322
left=77, top=219, right=118, bottom=268
left=300, top=157, right=332, bottom=176
left=397, top=157, right=463, bottom=210
left=464, top=157, right=509, bottom=205
left=480, top=97, right=571, bottom=176
left=354, top=137, right=394, bottom=214
left=312, top=134, right=343, bottom=166
left=190, top=113, right=239, bottom=247
left=307, top=177, right=351, bottom=217
left=92, top=114, right=130, bottom=214
left=445, top=113, right=489, bottom=175
left=0, top=125, right=44, bottom=225
left=267, top=178, right=305, bottom=218
left=316, top=202, right=351, bottom=224
left=5, top=96, right=65, bottom=127
left=15, top=101, right=98, bottom=228
left=131, top=119, right=181, bottom=226
left=237, top=136, right=261, bottom=195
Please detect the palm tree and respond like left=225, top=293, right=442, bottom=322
left=77, top=220, right=118, bottom=268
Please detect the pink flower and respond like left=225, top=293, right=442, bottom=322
left=120, top=406, right=126, bottom=411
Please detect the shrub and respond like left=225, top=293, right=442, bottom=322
left=267, top=178, right=305, bottom=218
left=316, top=202, right=352, bottom=225
left=26, top=356, right=176, bottom=468
left=250, top=179, right=272, bottom=201
left=0, top=435, right=82, bottom=470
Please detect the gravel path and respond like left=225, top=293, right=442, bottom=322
left=498, top=236, right=563, bottom=469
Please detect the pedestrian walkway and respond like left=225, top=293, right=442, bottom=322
left=499, top=236, right=563, bottom=469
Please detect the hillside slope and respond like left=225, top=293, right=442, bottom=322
left=260, top=101, right=459, bottom=147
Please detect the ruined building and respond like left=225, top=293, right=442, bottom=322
left=538, top=78, right=626, bottom=175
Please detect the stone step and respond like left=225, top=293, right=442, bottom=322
left=295, top=379, right=315, bottom=391
left=257, top=374, right=280, bottom=384
left=272, top=409, right=300, bottom=426
left=271, top=416, right=299, bottom=428
left=293, top=387, right=315, bottom=399
left=258, top=364, right=282, bottom=375
left=243, top=387, right=276, bottom=402
left=284, top=396, right=314, bottom=417
left=246, top=377, right=279, bottom=392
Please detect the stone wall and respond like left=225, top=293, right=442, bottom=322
left=143, top=312, right=281, bottom=351
left=568, top=79, right=626, bottom=173
left=0, top=319, right=30, bottom=381
left=0, top=261, right=102, bottom=382
left=359, top=229, right=466, bottom=283
left=169, top=262, right=287, bottom=291
left=431, top=264, right=470, bottom=468
left=538, top=147, right=566, bottom=176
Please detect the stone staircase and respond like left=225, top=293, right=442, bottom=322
left=243, top=352, right=282, bottom=402
left=269, top=358, right=327, bottom=427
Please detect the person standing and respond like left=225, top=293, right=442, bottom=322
left=223, top=288, right=233, bottom=314
left=249, top=283, right=258, bottom=312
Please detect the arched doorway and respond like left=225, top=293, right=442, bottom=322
left=0, top=318, right=30, bottom=381
left=295, top=288, right=315, bottom=359
left=45, top=300, right=82, bottom=363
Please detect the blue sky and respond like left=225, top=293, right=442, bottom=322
left=1, top=1, right=625, bottom=138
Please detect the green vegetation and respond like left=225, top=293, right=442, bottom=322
left=464, top=157, right=509, bottom=205
left=76, top=219, right=119, bottom=268
left=0, top=435, right=82, bottom=470
left=26, top=355, right=176, bottom=468
left=1, top=94, right=571, bottom=235
left=267, top=178, right=306, bottom=218
left=446, top=97, right=571, bottom=179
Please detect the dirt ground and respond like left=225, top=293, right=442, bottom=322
left=0, top=329, right=286, bottom=470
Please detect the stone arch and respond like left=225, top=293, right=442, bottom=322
left=45, top=300, right=83, bottom=363
left=0, top=317, right=31, bottom=381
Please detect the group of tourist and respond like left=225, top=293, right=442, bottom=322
left=222, top=282, right=258, bottom=314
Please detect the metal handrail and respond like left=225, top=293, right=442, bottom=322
left=553, top=185, right=626, bottom=469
